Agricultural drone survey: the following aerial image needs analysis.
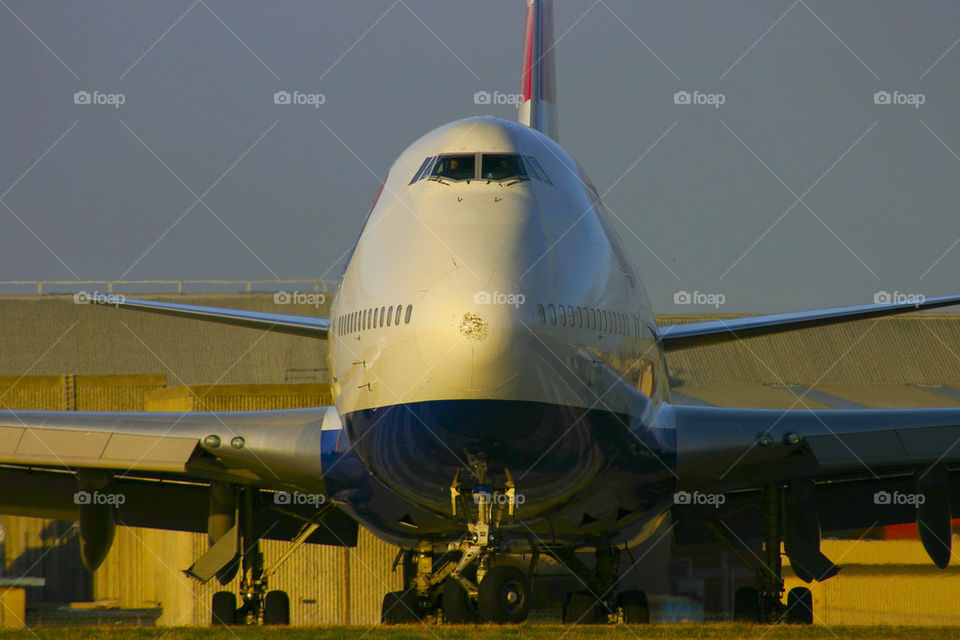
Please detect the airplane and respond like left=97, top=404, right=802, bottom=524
left=5, top=0, right=960, bottom=626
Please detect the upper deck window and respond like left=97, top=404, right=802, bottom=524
left=481, top=154, right=527, bottom=181
left=431, top=154, right=476, bottom=182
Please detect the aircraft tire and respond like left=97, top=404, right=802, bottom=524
left=478, top=565, right=530, bottom=623
left=617, top=589, right=649, bottom=623
left=263, top=590, right=290, bottom=625
left=381, top=590, right=418, bottom=624
left=211, top=591, right=236, bottom=626
left=785, top=587, right=813, bottom=624
left=442, top=578, right=479, bottom=623
left=563, top=590, right=602, bottom=624
left=733, top=586, right=760, bottom=622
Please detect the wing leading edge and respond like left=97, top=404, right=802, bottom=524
left=658, top=294, right=960, bottom=351
left=100, top=297, right=329, bottom=338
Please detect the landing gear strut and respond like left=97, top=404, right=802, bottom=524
left=381, top=454, right=531, bottom=624
left=556, top=545, right=649, bottom=624
left=194, top=486, right=310, bottom=626
left=379, top=456, right=648, bottom=625
left=731, top=484, right=813, bottom=624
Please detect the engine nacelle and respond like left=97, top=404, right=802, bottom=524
left=78, top=502, right=116, bottom=571
left=75, top=471, right=118, bottom=571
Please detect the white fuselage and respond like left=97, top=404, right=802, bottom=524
left=322, top=117, right=674, bottom=545
left=330, top=117, right=664, bottom=415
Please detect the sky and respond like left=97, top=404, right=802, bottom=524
left=2, top=1, right=960, bottom=313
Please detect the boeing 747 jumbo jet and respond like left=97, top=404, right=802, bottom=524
left=6, top=0, right=960, bottom=627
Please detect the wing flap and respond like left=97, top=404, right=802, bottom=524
left=0, top=423, right=199, bottom=473
left=804, top=430, right=908, bottom=467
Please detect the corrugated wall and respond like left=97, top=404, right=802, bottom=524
left=144, top=383, right=333, bottom=412
left=783, top=538, right=960, bottom=625
left=0, top=375, right=161, bottom=606
left=0, top=376, right=64, bottom=410
left=0, top=374, right=399, bottom=625
left=660, top=313, right=960, bottom=386
left=0, top=294, right=329, bottom=385
left=91, top=517, right=400, bottom=625
left=76, top=375, right=166, bottom=411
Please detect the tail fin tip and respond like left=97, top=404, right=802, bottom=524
left=518, top=0, right=558, bottom=140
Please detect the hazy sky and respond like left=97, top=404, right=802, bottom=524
left=2, top=1, right=960, bottom=313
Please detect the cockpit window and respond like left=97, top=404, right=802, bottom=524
left=409, top=156, right=435, bottom=184
left=481, top=154, right=527, bottom=181
left=523, top=156, right=552, bottom=184
left=431, top=154, right=476, bottom=181
left=415, top=152, right=551, bottom=186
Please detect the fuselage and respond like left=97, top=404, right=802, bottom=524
left=322, top=117, right=676, bottom=548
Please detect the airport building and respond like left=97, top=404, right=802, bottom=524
left=0, top=285, right=958, bottom=625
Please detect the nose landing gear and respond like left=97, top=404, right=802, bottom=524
left=381, top=455, right=531, bottom=624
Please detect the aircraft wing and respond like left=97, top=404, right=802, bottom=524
left=658, top=294, right=960, bottom=351
left=0, top=407, right=358, bottom=551
left=672, top=403, right=960, bottom=488
left=669, top=402, right=960, bottom=576
left=94, top=296, right=329, bottom=338
left=0, top=406, right=339, bottom=490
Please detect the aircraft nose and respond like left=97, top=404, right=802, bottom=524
left=415, top=266, right=532, bottom=391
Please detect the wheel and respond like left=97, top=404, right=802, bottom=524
left=733, top=586, right=760, bottom=622
left=442, top=578, right=479, bottom=623
left=617, top=589, right=649, bottom=624
left=563, top=590, right=601, bottom=624
left=381, top=589, right=418, bottom=624
left=211, top=591, right=236, bottom=626
left=478, top=565, right=531, bottom=623
left=785, top=587, right=813, bottom=624
left=263, top=590, right=290, bottom=625
left=760, top=594, right=785, bottom=623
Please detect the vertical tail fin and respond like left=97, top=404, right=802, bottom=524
left=518, top=0, right=558, bottom=140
